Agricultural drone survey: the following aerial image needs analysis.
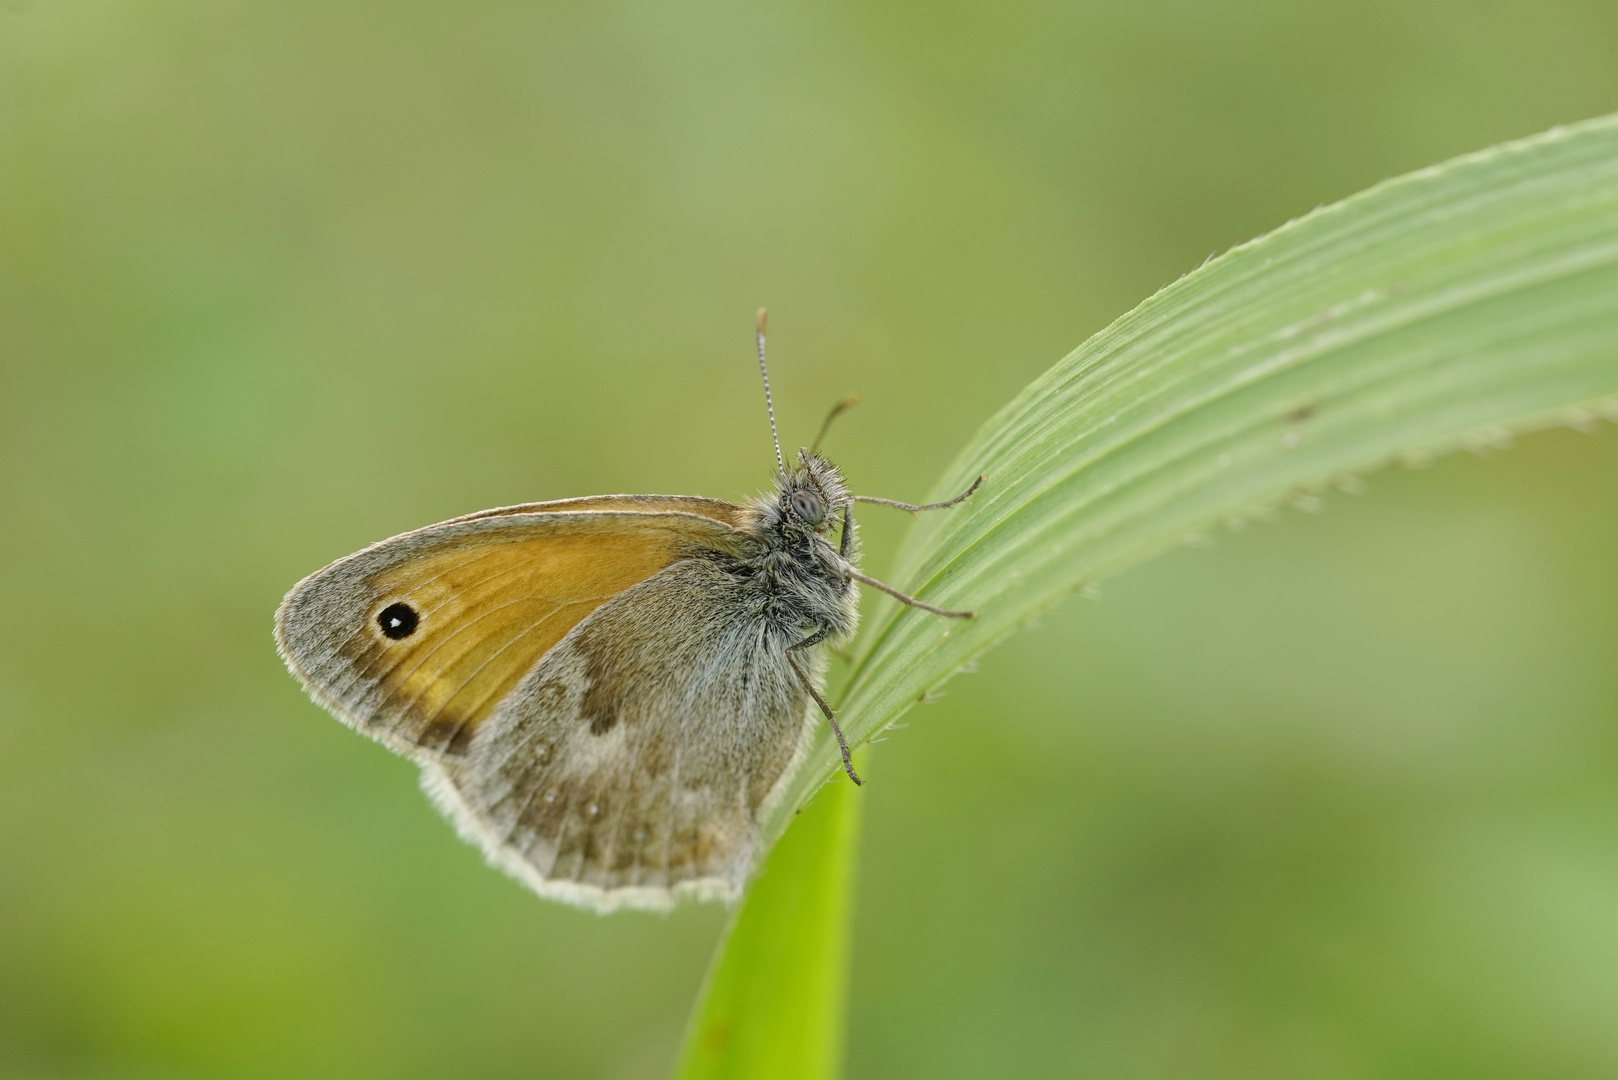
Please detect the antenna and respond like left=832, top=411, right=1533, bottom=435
left=811, top=394, right=860, bottom=455
left=755, top=307, right=785, bottom=472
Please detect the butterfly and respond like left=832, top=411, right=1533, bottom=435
left=274, top=311, right=982, bottom=912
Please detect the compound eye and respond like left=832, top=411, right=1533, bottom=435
left=789, top=488, right=826, bottom=525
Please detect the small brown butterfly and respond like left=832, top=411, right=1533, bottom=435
left=275, top=311, right=982, bottom=911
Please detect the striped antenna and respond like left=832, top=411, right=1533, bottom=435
left=755, top=307, right=784, bottom=472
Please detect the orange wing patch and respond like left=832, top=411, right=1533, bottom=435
left=359, top=529, right=680, bottom=751
left=276, top=508, right=754, bottom=756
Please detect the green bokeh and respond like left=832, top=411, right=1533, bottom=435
left=3, top=1, right=1617, bottom=1077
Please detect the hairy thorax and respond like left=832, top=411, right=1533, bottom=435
left=737, top=453, right=861, bottom=647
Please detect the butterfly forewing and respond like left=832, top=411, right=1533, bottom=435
left=274, top=504, right=753, bottom=758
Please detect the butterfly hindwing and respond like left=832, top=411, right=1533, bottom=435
left=424, top=555, right=821, bottom=909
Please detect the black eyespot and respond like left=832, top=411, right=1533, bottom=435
left=790, top=488, right=825, bottom=525
left=377, top=601, right=419, bottom=640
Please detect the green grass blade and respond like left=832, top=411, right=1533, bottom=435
left=762, top=113, right=1618, bottom=843
left=674, top=765, right=863, bottom=1080
left=687, top=114, right=1618, bottom=1078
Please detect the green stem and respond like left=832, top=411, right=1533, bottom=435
left=674, top=764, right=864, bottom=1080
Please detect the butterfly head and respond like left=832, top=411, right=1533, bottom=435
left=773, top=448, right=849, bottom=536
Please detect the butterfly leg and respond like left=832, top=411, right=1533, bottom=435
left=854, top=474, right=985, bottom=514
left=786, top=630, right=862, bottom=786
left=848, top=570, right=975, bottom=619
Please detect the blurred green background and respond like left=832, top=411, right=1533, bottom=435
left=4, top=1, right=1618, bottom=1077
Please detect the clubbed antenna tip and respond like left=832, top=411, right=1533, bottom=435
left=811, top=393, right=861, bottom=454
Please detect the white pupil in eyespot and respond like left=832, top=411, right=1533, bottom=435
left=377, top=601, right=419, bottom=639
left=791, top=490, right=824, bottom=523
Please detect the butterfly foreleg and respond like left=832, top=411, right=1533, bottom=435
left=852, top=474, right=984, bottom=515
